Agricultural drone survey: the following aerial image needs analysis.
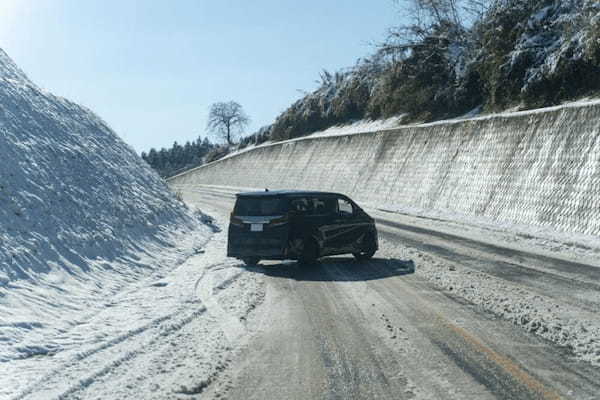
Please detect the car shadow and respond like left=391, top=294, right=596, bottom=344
left=242, top=257, right=415, bottom=282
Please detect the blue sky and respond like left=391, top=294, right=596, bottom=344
left=0, top=1, right=398, bottom=152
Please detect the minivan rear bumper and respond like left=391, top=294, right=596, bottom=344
left=227, top=223, right=290, bottom=260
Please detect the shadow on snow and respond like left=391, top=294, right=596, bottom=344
left=241, top=257, right=415, bottom=282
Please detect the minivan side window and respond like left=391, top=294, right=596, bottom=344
left=290, top=197, right=312, bottom=214
left=337, top=198, right=354, bottom=216
left=311, top=197, right=336, bottom=215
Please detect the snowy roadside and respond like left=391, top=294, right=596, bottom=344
left=1, top=216, right=206, bottom=360
left=176, top=184, right=600, bottom=265
left=371, top=203, right=600, bottom=268
left=3, top=209, right=265, bottom=400
left=175, top=185, right=600, bottom=367
left=377, top=230, right=600, bottom=367
left=369, top=204, right=600, bottom=368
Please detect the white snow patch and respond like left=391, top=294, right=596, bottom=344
left=4, top=213, right=265, bottom=399
left=305, top=115, right=405, bottom=138
left=379, top=239, right=600, bottom=367
left=0, top=46, right=217, bottom=396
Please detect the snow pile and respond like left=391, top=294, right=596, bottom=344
left=306, top=116, right=404, bottom=138
left=0, top=48, right=205, bottom=362
left=379, top=238, right=600, bottom=367
left=1, top=202, right=265, bottom=399
left=3, top=224, right=264, bottom=400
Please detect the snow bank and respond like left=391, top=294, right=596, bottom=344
left=169, top=99, right=600, bottom=241
left=305, top=116, right=405, bottom=138
left=0, top=48, right=204, bottom=361
left=377, top=235, right=600, bottom=367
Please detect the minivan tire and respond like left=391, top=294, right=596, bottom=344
left=352, top=249, right=375, bottom=261
left=298, top=239, right=319, bottom=265
left=242, top=257, right=260, bottom=266
left=353, top=234, right=376, bottom=261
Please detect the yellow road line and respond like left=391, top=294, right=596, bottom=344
left=441, top=318, right=562, bottom=400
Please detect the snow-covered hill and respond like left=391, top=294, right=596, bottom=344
left=0, top=48, right=206, bottom=362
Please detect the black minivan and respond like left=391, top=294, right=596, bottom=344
left=227, top=190, right=378, bottom=265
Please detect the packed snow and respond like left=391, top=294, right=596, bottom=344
left=176, top=184, right=600, bottom=368
left=305, top=116, right=405, bottom=138
left=4, top=220, right=265, bottom=400
left=0, top=48, right=242, bottom=397
left=374, top=214, right=600, bottom=368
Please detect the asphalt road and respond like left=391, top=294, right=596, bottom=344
left=183, top=186, right=600, bottom=400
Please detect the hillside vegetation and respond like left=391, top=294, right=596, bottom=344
left=252, top=0, right=600, bottom=142
left=149, top=0, right=600, bottom=175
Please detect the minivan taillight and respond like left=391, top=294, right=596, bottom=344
left=230, top=214, right=244, bottom=227
left=268, top=215, right=288, bottom=227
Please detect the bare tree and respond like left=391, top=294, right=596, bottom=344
left=379, top=0, right=493, bottom=56
left=206, top=101, right=250, bottom=145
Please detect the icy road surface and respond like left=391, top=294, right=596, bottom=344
left=180, top=186, right=600, bottom=400
left=6, top=185, right=600, bottom=400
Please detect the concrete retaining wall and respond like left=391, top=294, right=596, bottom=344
left=169, top=102, right=600, bottom=236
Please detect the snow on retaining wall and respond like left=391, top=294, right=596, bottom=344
left=169, top=102, right=600, bottom=237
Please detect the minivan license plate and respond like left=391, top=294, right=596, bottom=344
left=250, top=224, right=263, bottom=232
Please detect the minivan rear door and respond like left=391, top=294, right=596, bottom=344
left=229, top=195, right=290, bottom=258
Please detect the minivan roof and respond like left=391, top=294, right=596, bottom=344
left=236, top=190, right=344, bottom=198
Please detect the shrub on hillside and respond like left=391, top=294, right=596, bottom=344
left=474, top=0, right=600, bottom=109
left=192, top=0, right=600, bottom=162
left=238, top=125, right=271, bottom=149
left=368, top=22, right=483, bottom=122
left=205, top=145, right=231, bottom=163
left=260, top=0, right=600, bottom=143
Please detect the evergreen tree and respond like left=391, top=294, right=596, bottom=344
left=141, top=136, right=217, bottom=178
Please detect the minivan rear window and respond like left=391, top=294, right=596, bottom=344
left=234, top=197, right=285, bottom=216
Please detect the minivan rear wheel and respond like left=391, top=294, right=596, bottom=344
left=241, top=257, right=260, bottom=266
left=352, top=249, right=375, bottom=261
left=298, top=239, right=318, bottom=265
left=353, top=234, right=376, bottom=261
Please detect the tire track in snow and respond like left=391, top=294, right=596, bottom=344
left=12, top=303, right=208, bottom=400
left=11, top=232, right=220, bottom=400
left=54, top=307, right=209, bottom=400
left=54, top=249, right=257, bottom=399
